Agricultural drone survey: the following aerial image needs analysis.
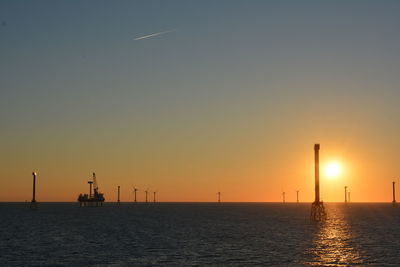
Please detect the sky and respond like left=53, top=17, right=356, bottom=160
left=1, top=0, right=400, bottom=202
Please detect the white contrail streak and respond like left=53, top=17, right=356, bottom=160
left=134, top=29, right=176, bottom=41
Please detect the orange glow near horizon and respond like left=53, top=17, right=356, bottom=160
left=0, top=142, right=396, bottom=203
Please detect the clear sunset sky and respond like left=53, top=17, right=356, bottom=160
left=1, top=1, right=400, bottom=202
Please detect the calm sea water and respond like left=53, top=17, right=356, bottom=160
left=1, top=203, right=399, bottom=266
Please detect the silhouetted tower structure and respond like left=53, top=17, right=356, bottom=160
left=153, top=191, right=157, bottom=203
left=217, top=192, right=221, bottom=203
left=117, top=186, right=120, bottom=205
left=282, top=192, right=286, bottom=203
left=77, top=172, right=105, bottom=207
left=133, top=187, right=138, bottom=203
left=348, top=192, right=351, bottom=203
left=30, top=172, right=37, bottom=209
left=344, top=186, right=348, bottom=203
left=392, top=181, right=397, bottom=206
left=145, top=190, right=148, bottom=203
left=296, top=190, right=299, bottom=203
left=310, top=144, right=326, bottom=221
left=88, top=181, right=93, bottom=198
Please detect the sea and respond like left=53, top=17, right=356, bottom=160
left=1, top=203, right=399, bottom=266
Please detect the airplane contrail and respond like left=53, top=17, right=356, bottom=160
left=134, top=29, right=176, bottom=41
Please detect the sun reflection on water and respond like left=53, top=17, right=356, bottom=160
left=306, top=204, right=363, bottom=266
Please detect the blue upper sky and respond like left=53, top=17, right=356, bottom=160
left=1, top=0, right=399, bottom=131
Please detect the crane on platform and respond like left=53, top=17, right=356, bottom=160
left=77, top=172, right=105, bottom=207
left=93, top=173, right=99, bottom=197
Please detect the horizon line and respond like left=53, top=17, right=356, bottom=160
left=0, top=201, right=395, bottom=204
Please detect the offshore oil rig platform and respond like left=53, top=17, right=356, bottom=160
left=77, top=173, right=105, bottom=207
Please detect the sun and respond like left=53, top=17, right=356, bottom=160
left=325, top=162, right=341, bottom=178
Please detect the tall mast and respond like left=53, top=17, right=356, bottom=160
left=314, top=144, right=320, bottom=203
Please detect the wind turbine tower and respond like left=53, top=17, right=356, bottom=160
left=30, top=172, right=37, bottom=209
left=217, top=192, right=221, bottom=203
left=153, top=191, right=157, bottom=203
left=344, top=186, right=348, bottom=203
left=393, top=181, right=397, bottom=206
left=145, top=189, right=148, bottom=203
left=310, top=144, right=327, bottom=221
left=133, top=187, right=138, bottom=203
left=296, top=190, right=299, bottom=203
left=117, top=186, right=120, bottom=205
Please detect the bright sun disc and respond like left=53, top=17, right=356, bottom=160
left=325, top=162, right=341, bottom=178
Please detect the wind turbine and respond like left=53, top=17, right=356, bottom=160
left=30, top=172, right=37, bottom=209
left=217, top=191, right=221, bottom=203
left=117, top=186, right=120, bottom=205
left=145, top=189, right=148, bottom=203
left=153, top=191, right=157, bottom=203
left=133, top=187, right=138, bottom=203
left=282, top=191, right=286, bottom=203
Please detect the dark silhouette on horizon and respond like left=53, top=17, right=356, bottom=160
left=311, top=144, right=326, bottom=221
left=77, top=173, right=105, bottom=207
left=117, top=186, right=120, bottom=205
left=30, top=172, right=37, bottom=209
left=133, top=187, right=138, bottom=203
